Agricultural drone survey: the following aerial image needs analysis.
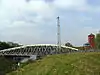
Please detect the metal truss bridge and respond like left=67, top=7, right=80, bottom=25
left=0, top=44, right=78, bottom=57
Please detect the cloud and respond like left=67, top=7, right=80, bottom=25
left=0, top=0, right=100, bottom=46
left=54, top=0, right=87, bottom=9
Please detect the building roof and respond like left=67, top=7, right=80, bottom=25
left=88, top=33, right=95, bottom=36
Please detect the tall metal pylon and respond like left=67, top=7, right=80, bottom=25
left=57, top=16, right=61, bottom=51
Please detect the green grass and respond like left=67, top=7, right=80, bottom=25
left=7, top=52, right=100, bottom=75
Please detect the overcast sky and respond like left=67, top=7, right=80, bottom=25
left=0, top=0, right=100, bottom=46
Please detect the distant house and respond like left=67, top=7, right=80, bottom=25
left=83, top=42, right=90, bottom=46
left=83, top=42, right=91, bottom=50
left=88, top=33, right=95, bottom=48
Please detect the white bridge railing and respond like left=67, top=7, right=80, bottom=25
left=0, top=44, right=78, bottom=56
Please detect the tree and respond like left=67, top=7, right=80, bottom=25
left=0, top=41, right=21, bottom=50
left=7, top=42, right=21, bottom=47
left=65, top=42, right=73, bottom=47
left=95, top=33, right=100, bottom=49
left=0, top=41, right=21, bottom=74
